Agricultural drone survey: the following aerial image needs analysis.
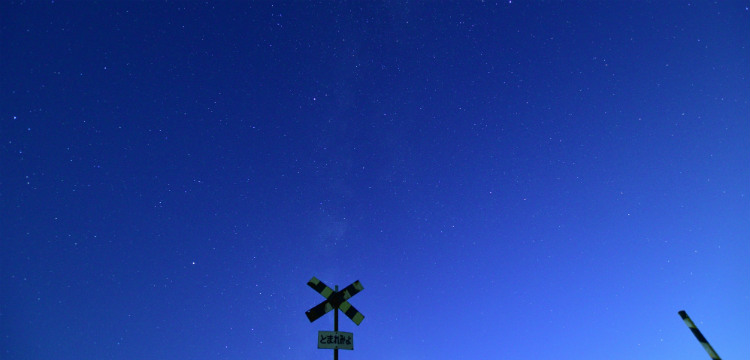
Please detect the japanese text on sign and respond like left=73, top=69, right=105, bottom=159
left=317, top=331, right=353, bottom=350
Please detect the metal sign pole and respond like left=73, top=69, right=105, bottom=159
left=334, top=285, right=338, bottom=360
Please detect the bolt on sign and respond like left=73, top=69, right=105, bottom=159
left=318, top=331, right=353, bottom=350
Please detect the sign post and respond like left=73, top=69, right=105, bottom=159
left=306, top=277, right=365, bottom=359
left=334, top=285, right=338, bottom=360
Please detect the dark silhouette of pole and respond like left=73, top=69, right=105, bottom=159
left=678, top=310, right=721, bottom=360
left=334, top=285, right=338, bottom=360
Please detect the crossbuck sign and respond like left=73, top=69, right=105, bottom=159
left=305, top=277, right=365, bottom=325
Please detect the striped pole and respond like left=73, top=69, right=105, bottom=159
left=678, top=310, right=721, bottom=360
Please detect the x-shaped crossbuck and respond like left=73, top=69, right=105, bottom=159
left=305, top=277, right=365, bottom=325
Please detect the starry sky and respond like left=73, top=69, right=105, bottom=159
left=2, top=1, right=749, bottom=359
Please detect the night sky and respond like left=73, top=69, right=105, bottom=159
left=2, top=1, right=749, bottom=359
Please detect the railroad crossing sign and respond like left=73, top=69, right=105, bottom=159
left=678, top=310, right=721, bottom=360
left=305, top=277, right=365, bottom=325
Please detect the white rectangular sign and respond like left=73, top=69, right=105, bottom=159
left=318, top=331, right=353, bottom=350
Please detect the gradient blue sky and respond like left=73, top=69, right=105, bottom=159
left=2, top=1, right=749, bottom=359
